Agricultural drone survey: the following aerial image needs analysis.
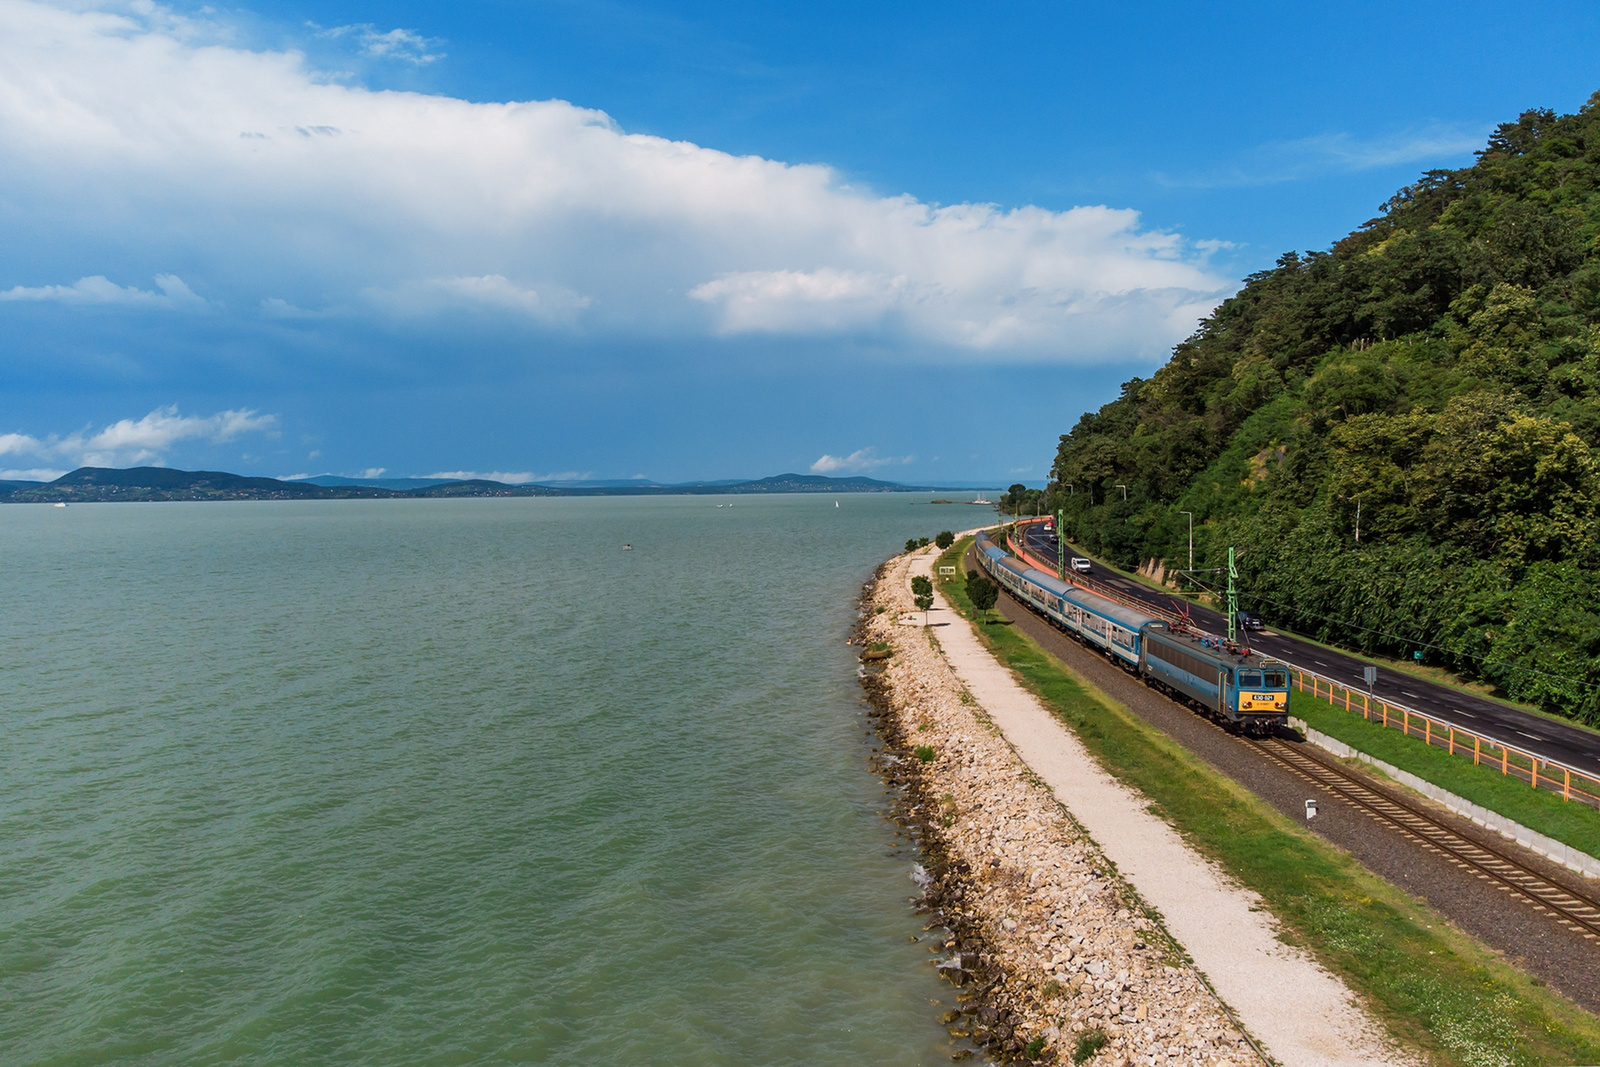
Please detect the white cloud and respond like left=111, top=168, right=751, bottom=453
left=2, top=405, right=278, bottom=468
left=364, top=275, right=593, bottom=323
left=360, top=467, right=386, bottom=477
left=1156, top=125, right=1488, bottom=190
left=424, top=470, right=535, bottom=483
left=0, top=432, right=44, bottom=456
left=315, top=23, right=444, bottom=65
left=422, top=469, right=595, bottom=483
left=0, top=274, right=204, bottom=308
left=810, top=448, right=913, bottom=474
left=0, top=0, right=1237, bottom=362
left=1, top=467, right=66, bottom=481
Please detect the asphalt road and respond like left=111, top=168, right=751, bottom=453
left=1020, top=523, right=1600, bottom=777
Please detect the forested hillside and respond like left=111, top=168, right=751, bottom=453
left=1050, top=94, right=1600, bottom=724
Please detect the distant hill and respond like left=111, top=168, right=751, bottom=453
left=302, top=475, right=457, bottom=490
left=1, top=467, right=990, bottom=503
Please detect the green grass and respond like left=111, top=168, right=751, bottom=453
left=1291, top=691, right=1600, bottom=860
left=934, top=535, right=1600, bottom=1067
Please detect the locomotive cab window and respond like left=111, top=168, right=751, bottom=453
left=1263, top=670, right=1287, bottom=688
left=1237, top=670, right=1262, bottom=688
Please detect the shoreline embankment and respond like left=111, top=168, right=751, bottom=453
left=858, top=541, right=1412, bottom=1066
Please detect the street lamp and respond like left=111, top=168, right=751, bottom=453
left=1115, top=484, right=1128, bottom=501
left=1180, top=511, right=1194, bottom=572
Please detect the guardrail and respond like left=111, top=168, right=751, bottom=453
left=997, top=520, right=1600, bottom=809
left=1289, top=666, right=1600, bottom=809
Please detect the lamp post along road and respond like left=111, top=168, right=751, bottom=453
left=1180, top=511, right=1193, bottom=572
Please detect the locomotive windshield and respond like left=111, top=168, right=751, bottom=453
left=1263, top=670, right=1288, bottom=688
left=1237, top=670, right=1262, bottom=688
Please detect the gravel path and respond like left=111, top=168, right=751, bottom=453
left=979, top=555, right=1600, bottom=1015
left=907, top=548, right=1415, bottom=1067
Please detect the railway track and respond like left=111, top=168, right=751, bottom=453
left=980, top=554, right=1600, bottom=949
left=1247, top=736, right=1600, bottom=942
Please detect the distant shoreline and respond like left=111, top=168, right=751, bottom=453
left=1, top=466, right=1001, bottom=505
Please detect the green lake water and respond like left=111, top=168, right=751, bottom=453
left=1, top=495, right=983, bottom=1064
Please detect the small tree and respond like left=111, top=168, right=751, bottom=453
left=904, top=538, right=918, bottom=554
left=918, top=536, right=931, bottom=548
left=935, top=530, right=954, bottom=549
left=914, top=592, right=934, bottom=622
left=967, top=573, right=999, bottom=624
left=911, top=575, right=933, bottom=597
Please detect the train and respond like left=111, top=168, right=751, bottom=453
left=973, top=531, right=1290, bottom=735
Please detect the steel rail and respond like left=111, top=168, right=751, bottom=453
left=1245, top=737, right=1600, bottom=942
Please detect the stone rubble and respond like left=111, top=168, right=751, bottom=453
left=857, top=549, right=1264, bottom=1066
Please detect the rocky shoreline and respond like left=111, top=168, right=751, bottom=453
left=856, top=551, right=1263, bottom=1066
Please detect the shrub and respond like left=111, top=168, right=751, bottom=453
left=1073, top=1028, right=1108, bottom=1063
left=914, top=745, right=936, bottom=763
left=1025, top=1035, right=1047, bottom=1059
left=936, top=530, right=955, bottom=549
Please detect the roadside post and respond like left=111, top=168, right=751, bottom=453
left=1054, top=509, right=1063, bottom=581
left=1304, top=799, right=1318, bottom=820
left=1363, top=666, right=1377, bottom=694
left=1226, top=547, right=1237, bottom=644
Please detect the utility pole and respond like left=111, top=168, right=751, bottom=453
left=1355, top=498, right=1362, bottom=543
left=1056, top=509, right=1066, bottom=581
left=1226, top=547, right=1238, bottom=645
left=1180, top=511, right=1193, bottom=572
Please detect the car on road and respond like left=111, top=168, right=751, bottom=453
left=1070, top=557, right=1092, bottom=574
left=1237, top=611, right=1265, bottom=632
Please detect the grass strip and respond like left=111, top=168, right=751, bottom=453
left=937, top=536, right=1600, bottom=1067
left=1291, top=691, right=1600, bottom=860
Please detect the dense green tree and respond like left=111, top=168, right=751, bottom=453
left=1046, top=91, right=1600, bottom=723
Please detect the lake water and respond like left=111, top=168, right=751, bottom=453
left=0, top=495, right=983, bottom=1065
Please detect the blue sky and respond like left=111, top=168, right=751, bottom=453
left=3, top=1, right=1599, bottom=485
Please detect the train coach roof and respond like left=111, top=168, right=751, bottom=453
left=1055, top=579, right=1160, bottom=631
left=975, top=532, right=1159, bottom=631
left=1016, top=562, right=1160, bottom=631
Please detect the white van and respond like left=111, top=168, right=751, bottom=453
left=1070, top=557, right=1092, bottom=574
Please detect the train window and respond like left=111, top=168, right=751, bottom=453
left=1263, top=670, right=1287, bottom=688
left=1237, top=670, right=1262, bottom=688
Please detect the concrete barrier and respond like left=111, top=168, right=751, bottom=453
left=1289, top=718, right=1600, bottom=881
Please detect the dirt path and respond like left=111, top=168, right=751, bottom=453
left=902, top=546, right=1416, bottom=1067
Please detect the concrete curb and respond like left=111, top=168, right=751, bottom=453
left=1289, top=717, right=1600, bottom=881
